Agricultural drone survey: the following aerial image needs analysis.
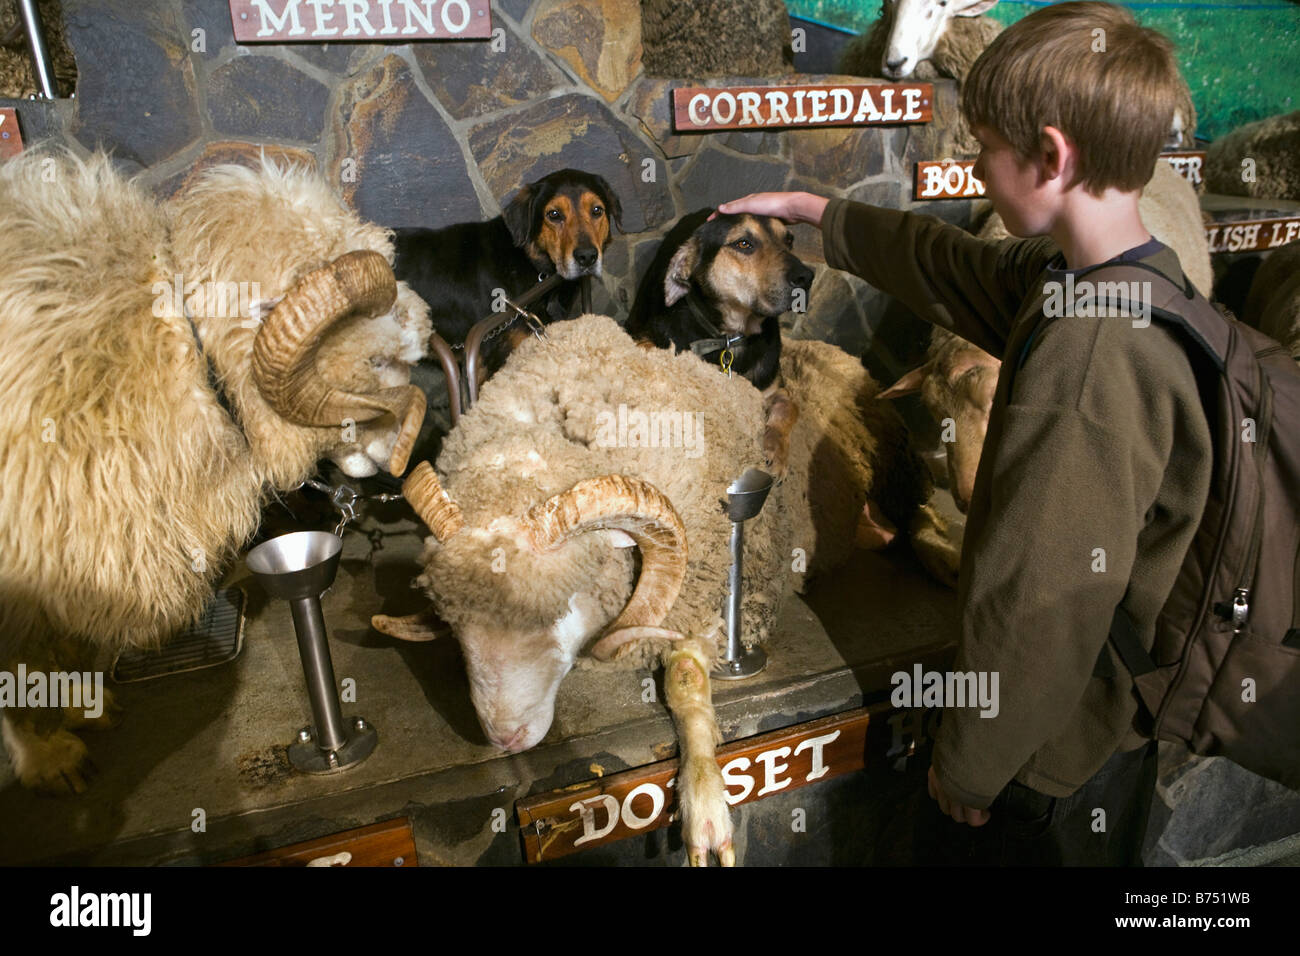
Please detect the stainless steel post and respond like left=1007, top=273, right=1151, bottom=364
left=17, top=0, right=58, bottom=99
left=715, top=468, right=772, bottom=680
left=289, top=596, right=348, bottom=753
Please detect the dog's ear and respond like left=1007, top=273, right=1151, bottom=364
left=502, top=184, right=537, bottom=248
left=589, top=173, right=623, bottom=236
left=664, top=238, right=700, bottom=307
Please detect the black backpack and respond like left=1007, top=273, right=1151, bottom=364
left=1017, top=260, right=1300, bottom=790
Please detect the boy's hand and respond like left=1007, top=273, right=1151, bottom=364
left=710, top=191, right=829, bottom=227
left=928, top=765, right=992, bottom=827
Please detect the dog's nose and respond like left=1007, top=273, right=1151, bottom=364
left=574, top=246, right=599, bottom=270
left=788, top=263, right=814, bottom=290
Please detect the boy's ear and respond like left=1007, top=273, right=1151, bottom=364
left=877, top=365, right=926, bottom=399
left=502, top=184, right=537, bottom=248
left=955, top=0, right=999, bottom=16
left=664, top=238, right=700, bottom=306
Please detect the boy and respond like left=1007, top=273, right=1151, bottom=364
left=716, top=2, right=1211, bottom=864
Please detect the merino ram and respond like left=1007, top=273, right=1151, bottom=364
left=0, top=151, right=430, bottom=792
left=373, top=314, right=957, bottom=866
left=881, top=158, right=1212, bottom=511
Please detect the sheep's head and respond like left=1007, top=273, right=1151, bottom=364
left=385, top=464, right=689, bottom=752
left=880, top=341, right=999, bottom=513
left=880, top=0, right=998, bottom=79
left=168, top=159, right=432, bottom=483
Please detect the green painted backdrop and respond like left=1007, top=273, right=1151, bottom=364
left=789, top=0, right=1300, bottom=141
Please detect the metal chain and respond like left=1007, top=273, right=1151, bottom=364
left=297, top=478, right=401, bottom=536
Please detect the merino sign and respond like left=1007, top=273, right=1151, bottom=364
left=672, top=83, right=932, bottom=132
left=228, top=0, right=491, bottom=42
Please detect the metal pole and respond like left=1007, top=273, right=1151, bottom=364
left=726, top=521, right=744, bottom=662
left=17, top=0, right=58, bottom=99
left=288, top=596, right=348, bottom=753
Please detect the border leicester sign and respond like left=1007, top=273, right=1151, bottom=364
left=672, top=83, right=932, bottom=132
left=229, top=0, right=491, bottom=42
left=516, top=705, right=889, bottom=863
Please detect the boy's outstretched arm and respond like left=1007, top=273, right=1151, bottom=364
left=717, top=191, right=1056, bottom=358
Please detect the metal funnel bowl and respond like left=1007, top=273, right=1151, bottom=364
left=246, top=531, right=342, bottom=600
left=726, top=468, right=773, bottom=521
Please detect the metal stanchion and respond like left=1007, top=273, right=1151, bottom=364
left=245, top=531, right=378, bottom=773
left=714, top=468, right=773, bottom=681
left=17, top=0, right=57, bottom=99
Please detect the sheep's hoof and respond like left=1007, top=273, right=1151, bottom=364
left=64, top=687, right=123, bottom=731
left=18, top=729, right=93, bottom=795
left=678, top=755, right=735, bottom=867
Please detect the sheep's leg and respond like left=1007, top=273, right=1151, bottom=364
left=908, top=503, right=962, bottom=589
left=664, top=639, right=734, bottom=867
left=1, top=706, right=93, bottom=795
left=761, top=385, right=798, bottom=479
left=856, top=498, right=898, bottom=549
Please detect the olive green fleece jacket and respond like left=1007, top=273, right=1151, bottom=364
left=821, top=198, right=1212, bottom=808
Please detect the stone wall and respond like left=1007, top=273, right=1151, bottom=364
left=1, top=0, right=981, bottom=391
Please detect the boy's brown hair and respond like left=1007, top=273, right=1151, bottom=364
left=961, top=1, right=1182, bottom=194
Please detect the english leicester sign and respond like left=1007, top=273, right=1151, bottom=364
left=228, top=0, right=491, bottom=42
left=672, top=83, right=932, bottom=132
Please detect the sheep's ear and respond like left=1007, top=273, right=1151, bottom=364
left=502, top=184, right=537, bottom=248
left=664, top=239, right=699, bottom=306
left=955, top=0, right=999, bottom=16
left=877, top=366, right=926, bottom=399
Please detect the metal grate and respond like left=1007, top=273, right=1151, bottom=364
left=112, top=587, right=246, bottom=683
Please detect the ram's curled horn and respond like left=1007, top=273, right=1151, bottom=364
left=403, top=461, right=464, bottom=541
left=521, top=475, right=689, bottom=662
left=251, top=249, right=426, bottom=475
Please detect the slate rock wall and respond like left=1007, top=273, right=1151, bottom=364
left=1, top=0, right=982, bottom=381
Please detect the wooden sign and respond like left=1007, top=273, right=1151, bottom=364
left=1206, top=216, right=1300, bottom=254
left=1160, top=151, right=1205, bottom=188
left=228, top=0, right=491, bottom=43
left=517, top=705, right=891, bottom=863
left=914, top=160, right=984, bottom=200
left=672, top=83, right=932, bottom=132
left=217, top=817, right=417, bottom=867
left=0, top=108, right=23, bottom=160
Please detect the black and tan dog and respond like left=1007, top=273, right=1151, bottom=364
left=627, top=207, right=813, bottom=475
left=393, top=168, right=623, bottom=375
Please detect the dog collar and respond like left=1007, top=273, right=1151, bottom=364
left=682, top=287, right=757, bottom=367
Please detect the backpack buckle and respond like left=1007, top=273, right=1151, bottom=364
left=1231, top=587, right=1250, bottom=631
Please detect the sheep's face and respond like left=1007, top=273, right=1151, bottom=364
left=920, top=356, right=998, bottom=514
left=881, top=0, right=998, bottom=79
left=418, top=525, right=636, bottom=751
left=316, top=283, right=431, bottom=478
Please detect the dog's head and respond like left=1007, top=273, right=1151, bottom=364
left=502, top=169, right=623, bottom=281
left=664, top=212, right=814, bottom=336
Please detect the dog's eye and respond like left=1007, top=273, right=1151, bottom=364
left=732, top=239, right=754, bottom=252
left=547, top=208, right=564, bottom=222
left=783, top=233, right=794, bottom=248
left=591, top=205, right=604, bottom=218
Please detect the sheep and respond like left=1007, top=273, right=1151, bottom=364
left=1206, top=110, right=1300, bottom=202
left=1243, top=240, right=1300, bottom=361
left=0, top=149, right=430, bottom=793
left=881, top=157, right=1212, bottom=511
left=373, top=313, right=957, bottom=866
left=836, top=0, right=1196, bottom=151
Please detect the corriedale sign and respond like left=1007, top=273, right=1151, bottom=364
left=516, top=705, right=895, bottom=863
left=228, top=0, right=491, bottom=42
left=672, top=83, right=933, bottom=132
